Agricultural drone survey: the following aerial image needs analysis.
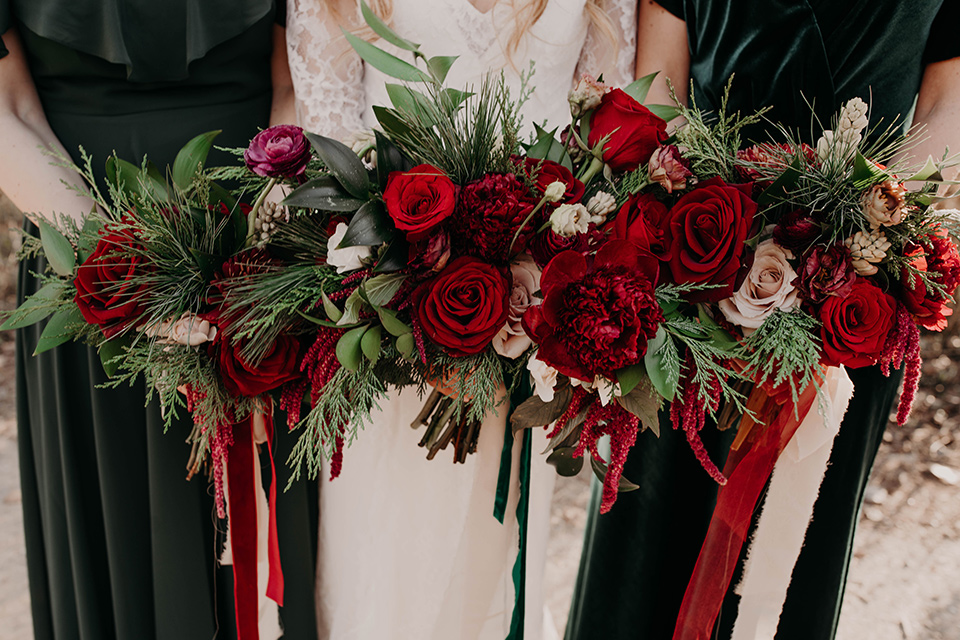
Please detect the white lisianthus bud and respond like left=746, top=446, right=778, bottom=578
left=326, top=222, right=372, bottom=274
left=586, top=191, right=617, bottom=223
left=718, top=240, right=799, bottom=333
left=549, top=203, right=591, bottom=237
left=527, top=353, right=559, bottom=403
left=544, top=180, right=567, bottom=203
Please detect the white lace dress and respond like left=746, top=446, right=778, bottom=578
left=286, top=2, right=636, bottom=638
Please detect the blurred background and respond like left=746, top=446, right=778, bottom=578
left=0, top=189, right=958, bottom=639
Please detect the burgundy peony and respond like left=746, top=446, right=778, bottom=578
left=383, top=164, right=457, bottom=241
left=412, top=256, right=511, bottom=357
left=660, top=177, right=757, bottom=302
left=588, top=89, right=667, bottom=172
left=609, top=192, right=671, bottom=259
left=819, top=279, right=897, bottom=368
left=522, top=240, right=663, bottom=381
left=215, top=332, right=302, bottom=397
left=449, top=172, right=535, bottom=263
left=794, top=244, right=856, bottom=304
left=74, top=225, right=152, bottom=338
left=773, top=209, right=822, bottom=255
left=901, top=230, right=960, bottom=331
left=514, top=156, right=585, bottom=203
left=244, top=125, right=312, bottom=178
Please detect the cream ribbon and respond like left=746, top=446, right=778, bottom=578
left=731, top=366, right=855, bottom=640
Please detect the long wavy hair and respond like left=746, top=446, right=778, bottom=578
left=325, top=0, right=618, bottom=68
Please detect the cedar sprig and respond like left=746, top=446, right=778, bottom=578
left=740, top=309, right=822, bottom=406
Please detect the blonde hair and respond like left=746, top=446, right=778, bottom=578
left=326, top=0, right=618, bottom=68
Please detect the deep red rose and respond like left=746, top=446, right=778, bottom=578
left=74, top=225, right=152, bottom=338
left=523, top=240, right=663, bottom=381
left=661, top=177, right=757, bottom=302
left=514, top=156, right=585, bottom=203
left=588, top=89, right=667, bottom=172
left=215, top=332, right=302, bottom=397
left=450, top=172, right=535, bottom=263
left=383, top=164, right=457, bottom=242
left=819, top=279, right=897, bottom=368
left=901, top=230, right=960, bottom=331
left=528, top=226, right=603, bottom=269
left=244, top=125, right=312, bottom=178
left=773, top=209, right=822, bottom=255
left=794, top=244, right=856, bottom=304
left=412, top=256, right=510, bottom=357
left=609, top=192, right=670, bottom=259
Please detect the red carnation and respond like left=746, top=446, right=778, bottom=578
left=819, top=279, right=897, bottom=368
left=609, top=192, right=670, bottom=259
left=794, top=244, right=856, bottom=304
left=514, top=156, right=585, bottom=203
left=588, top=89, right=667, bottom=172
left=449, top=173, right=535, bottom=263
left=523, top=240, right=663, bottom=381
left=661, top=177, right=757, bottom=302
left=412, top=256, right=511, bottom=357
left=74, top=224, right=152, bottom=338
left=383, top=164, right=457, bottom=241
left=901, top=229, right=960, bottom=330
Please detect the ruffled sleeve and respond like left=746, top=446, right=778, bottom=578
left=574, top=0, right=638, bottom=87
left=286, top=0, right=366, bottom=139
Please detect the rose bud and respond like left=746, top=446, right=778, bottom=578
left=568, top=74, right=608, bottom=118
left=648, top=145, right=693, bottom=193
left=244, top=124, right=312, bottom=178
left=862, top=180, right=906, bottom=229
left=588, top=89, right=668, bottom=172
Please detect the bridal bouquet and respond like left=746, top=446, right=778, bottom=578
left=7, top=3, right=960, bottom=524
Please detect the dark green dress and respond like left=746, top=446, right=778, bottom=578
left=1, top=3, right=318, bottom=638
left=566, top=2, right=959, bottom=639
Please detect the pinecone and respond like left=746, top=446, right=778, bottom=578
left=844, top=229, right=891, bottom=276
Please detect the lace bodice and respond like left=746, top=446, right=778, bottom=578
left=287, top=0, right=637, bottom=140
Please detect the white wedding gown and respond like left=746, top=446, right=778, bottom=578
left=286, top=1, right=636, bottom=638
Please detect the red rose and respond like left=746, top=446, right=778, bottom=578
left=74, top=225, right=152, bottom=338
left=661, top=177, right=757, bottom=302
left=514, top=156, right=585, bottom=203
left=901, top=230, right=960, bottom=331
left=528, top=226, right=603, bottom=269
left=588, top=89, right=667, bottom=172
left=450, top=172, right=535, bottom=263
left=609, top=192, right=670, bottom=259
left=215, top=332, right=302, bottom=397
left=383, top=164, right=457, bottom=241
left=244, top=124, right=312, bottom=178
left=523, top=240, right=662, bottom=381
left=819, top=279, right=897, bottom=368
left=412, top=256, right=511, bottom=357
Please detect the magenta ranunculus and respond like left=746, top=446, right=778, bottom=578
left=523, top=240, right=663, bottom=381
left=244, top=125, right=312, bottom=178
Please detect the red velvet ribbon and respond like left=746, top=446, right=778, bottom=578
left=671, top=380, right=820, bottom=640
left=226, top=409, right=285, bottom=640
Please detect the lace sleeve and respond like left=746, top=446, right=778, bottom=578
left=286, top=0, right=366, bottom=139
left=575, top=0, right=637, bottom=87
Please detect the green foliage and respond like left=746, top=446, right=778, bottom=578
left=740, top=309, right=822, bottom=406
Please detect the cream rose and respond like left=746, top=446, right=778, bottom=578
left=719, top=239, right=799, bottom=330
left=493, top=255, right=542, bottom=358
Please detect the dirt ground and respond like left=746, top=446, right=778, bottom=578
left=1, top=191, right=959, bottom=640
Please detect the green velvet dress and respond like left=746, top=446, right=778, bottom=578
left=1, top=2, right=318, bottom=638
left=566, top=2, right=959, bottom=638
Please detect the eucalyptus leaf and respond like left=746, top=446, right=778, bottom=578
left=321, top=291, right=343, bottom=322
left=335, top=325, right=368, bottom=372
left=373, top=106, right=413, bottom=138
left=510, top=383, right=573, bottom=435
left=616, top=383, right=662, bottom=437
left=171, top=130, right=220, bottom=191
left=646, top=103, right=683, bottom=122
left=340, top=200, right=394, bottom=247
left=427, top=55, right=458, bottom=83
left=546, top=447, right=584, bottom=477
left=76, top=214, right=104, bottom=264
left=757, top=156, right=803, bottom=206
left=282, top=175, right=365, bottom=211
left=615, top=362, right=646, bottom=397
left=99, top=335, right=130, bottom=378
left=363, top=273, right=406, bottom=307
left=590, top=457, right=640, bottom=492
left=385, top=84, right=437, bottom=125
left=396, top=332, right=416, bottom=359
left=343, top=30, right=432, bottom=83
left=441, top=88, right=474, bottom=111
left=38, top=219, right=75, bottom=277
left=296, top=309, right=360, bottom=329
left=374, top=239, right=410, bottom=273
left=305, top=132, right=370, bottom=200
left=375, top=131, right=412, bottom=190
left=904, top=156, right=943, bottom=183
left=34, top=305, right=84, bottom=355
left=851, top=151, right=889, bottom=188
left=337, top=288, right=367, bottom=326
left=105, top=157, right=144, bottom=198
left=189, top=248, right=219, bottom=281
left=360, top=324, right=383, bottom=364
left=377, top=307, right=413, bottom=336
left=526, top=124, right=574, bottom=172
left=644, top=325, right=679, bottom=402
left=0, top=282, right=64, bottom=330
left=359, top=0, right=421, bottom=51
left=623, top=72, right=658, bottom=104
left=542, top=404, right=588, bottom=454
